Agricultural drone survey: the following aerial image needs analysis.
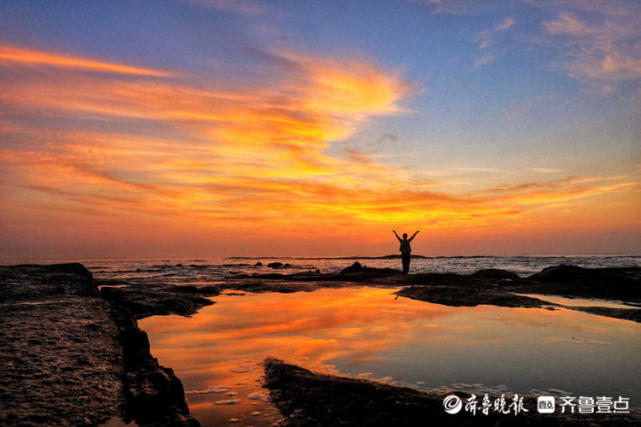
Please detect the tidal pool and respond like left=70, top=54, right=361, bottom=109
left=139, top=287, right=641, bottom=426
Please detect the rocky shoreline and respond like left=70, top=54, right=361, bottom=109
left=396, top=264, right=641, bottom=322
left=0, top=264, right=123, bottom=426
left=102, top=288, right=201, bottom=426
left=225, top=262, right=641, bottom=322
left=263, top=358, right=641, bottom=426
left=0, top=264, right=209, bottom=426
left=1, top=262, right=640, bottom=425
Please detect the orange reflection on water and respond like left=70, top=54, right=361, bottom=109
left=139, top=287, right=641, bottom=426
left=143, top=287, right=453, bottom=377
left=140, top=287, right=455, bottom=425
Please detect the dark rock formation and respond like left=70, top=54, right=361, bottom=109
left=268, top=262, right=284, bottom=269
left=100, top=283, right=219, bottom=319
left=228, top=261, right=400, bottom=282
left=340, top=261, right=363, bottom=274
left=472, top=268, right=520, bottom=281
left=0, top=263, right=98, bottom=303
left=106, top=299, right=199, bottom=426
left=402, top=271, right=485, bottom=286
left=0, top=264, right=122, bottom=426
left=394, top=268, right=548, bottom=308
left=570, top=306, right=641, bottom=323
left=263, top=358, right=640, bottom=426
left=524, top=265, right=641, bottom=302
left=529, top=265, right=639, bottom=284
left=334, top=263, right=400, bottom=281
left=223, top=281, right=318, bottom=293
left=397, top=285, right=552, bottom=308
left=0, top=263, right=202, bottom=427
left=96, top=280, right=229, bottom=425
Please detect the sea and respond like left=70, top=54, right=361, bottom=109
left=4, top=254, right=637, bottom=285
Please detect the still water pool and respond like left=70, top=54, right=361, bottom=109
left=139, top=287, right=641, bottom=426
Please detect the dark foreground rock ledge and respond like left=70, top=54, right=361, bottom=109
left=0, top=264, right=200, bottom=426
left=263, top=358, right=641, bottom=426
left=104, top=291, right=199, bottom=426
left=0, top=264, right=122, bottom=426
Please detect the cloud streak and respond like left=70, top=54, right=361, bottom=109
left=538, top=0, right=641, bottom=85
left=473, top=17, right=515, bottom=68
left=0, top=44, right=171, bottom=76
left=476, top=17, right=515, bottom=50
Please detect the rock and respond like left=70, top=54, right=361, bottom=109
left=97, top=279, right=212, bottom=425
left=0, top=263, right=99, bottom=302
left=228, top=263, right=399, bottom=283
left=396, top=286, right=552, bottom=308
left=267, top=262, right=284, bottom=269
left=101, top=283, right=218, bottom=319
left=334, top=264, right=400, bottom=281
left=524, top=265, right=641, bottom=302
left=262, top=358, right=641, bottom=426
left=43, top=262, right=93, bottom=279
left=529, top=264, right=641, bottom=285
left=0, top=264, right=121, bottom=426
left=472, top=269, right=520, bottom=280
left=255, top=262, right=263, bottom=266
left=340, top=262, right=363, bottom=274
left=123, top=364, right=198, bottom=426
left=117, top=324, right=151, bottom=365
left=570, top=306, right=641, bottom=323
left=337, top=262, right=401, bottom=278
left=107, top=294, right=200, bottom=426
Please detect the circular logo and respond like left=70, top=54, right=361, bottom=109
left=443, top=394, right=462, bottom=414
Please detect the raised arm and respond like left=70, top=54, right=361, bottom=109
left=392, top=230, right=402, bottom=242
left=408, top=230, right=420, bottom=242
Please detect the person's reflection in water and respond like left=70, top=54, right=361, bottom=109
left=393, top=230, right=419, bottom=274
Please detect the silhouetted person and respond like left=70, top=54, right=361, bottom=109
left=393, top=230, right=419, bottom=274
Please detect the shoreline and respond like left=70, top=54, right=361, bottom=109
left=0, top=264, right=201, bottom=426
left=263, top=358, right=641, bottom=426
left=2, top=262, right=641, bottom=425
left=0, top=264, right=123, bottom=426
left=226, top=254, right=641, bottom=260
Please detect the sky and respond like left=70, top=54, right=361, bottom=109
left=0, top=0, right=640, bottom=259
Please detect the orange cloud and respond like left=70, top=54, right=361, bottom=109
left=1, top=43, right=639, bottom=257
left=0, top=44, right=171, bottom=76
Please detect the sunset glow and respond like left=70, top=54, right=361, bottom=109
left=1, top=0, right=639, bottom=258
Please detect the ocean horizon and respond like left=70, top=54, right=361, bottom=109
left=2, top=254, right=638, bottom=283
